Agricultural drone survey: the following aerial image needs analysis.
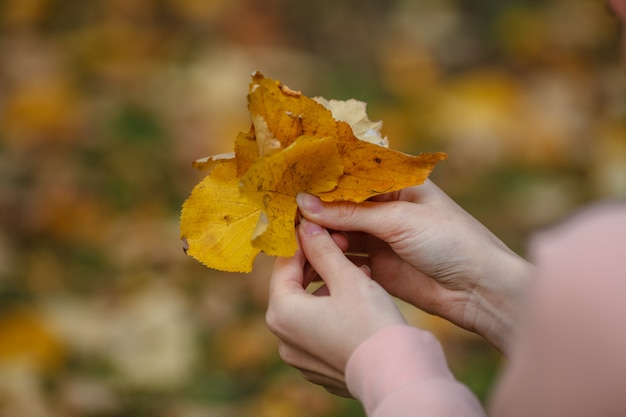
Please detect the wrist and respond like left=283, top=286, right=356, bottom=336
left=467, top=247, right=533, bottom=355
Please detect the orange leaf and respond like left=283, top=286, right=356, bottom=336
left=247, top=72, right=339, bottom=154
left=317, top=121, right=448, bottom=202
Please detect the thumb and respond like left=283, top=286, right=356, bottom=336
left=296, top=193, right=404, bottom=242
left=268, top=244, right=308, bottom=304
left=298, top=218, right=366, bottom=294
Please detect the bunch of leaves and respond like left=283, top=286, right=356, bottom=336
left=180, top=72, right=447, bottom=272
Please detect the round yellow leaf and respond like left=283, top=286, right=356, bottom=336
left=180, top=160, right=261, bottom=273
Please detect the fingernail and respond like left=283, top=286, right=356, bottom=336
left=297, top=193, right=322, bottom=214
left=300, top=218, right=324, bottom=236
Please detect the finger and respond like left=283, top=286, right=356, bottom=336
left=297, top=193, right=405, bottom=243
left=278, top=342, right=345, bottom=382
left=367, top=180, right=442, bottom=203
left=325, top=385, right=353, bottom=399
left=360, top=264, right=372, bottom=278
left=297, top=181, right=452, bottom=243
left=309, top=259, right=371, bottom=287
left=300, top=370, right=352, bottom=398
left=298, top=218, right=365, bottom=294
left=302, top=229, right=350, bottom=288
left=330, top=230, right=350, bottom=252
left=341, top=231, right=373, bottom=255
left=268, top=246, right=307, bottom=304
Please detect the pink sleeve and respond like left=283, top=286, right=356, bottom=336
left=345, top=325, right=486, bottom=417
left=490, top=203, right=626, bottom=416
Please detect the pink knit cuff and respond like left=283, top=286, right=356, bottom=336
left=345, top=324, right=454, bottom=414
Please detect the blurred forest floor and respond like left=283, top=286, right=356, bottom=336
left=0, top=0, right=624, bottom=416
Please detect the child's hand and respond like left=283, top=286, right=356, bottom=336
left=296, top=180, right=532, bottom=353
left=266, top=218, right=407, bottom=396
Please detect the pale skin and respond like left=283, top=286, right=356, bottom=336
left=267, top=218, right=408, bottom=397
left=266, top=181, right=532, bottom=396
left=266, top=0, right=626, bottom=403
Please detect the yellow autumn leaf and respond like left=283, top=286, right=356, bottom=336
left=180, top=159, right=261, bottom=273
left=240, top=135, right=343, bottom=256
left=180, top=72, right=447, bottom=273
left=234, top=128, right=259, bottom=177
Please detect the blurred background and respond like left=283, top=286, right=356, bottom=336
left=0, top=0, right=624, bottom=416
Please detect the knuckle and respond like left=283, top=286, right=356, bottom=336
left=333, top=201, right=359, bottom=223
left=265, top=302, right=294, bottom=337
left=378, top=201, right=409, bottom=237
left=277, top=343, right=298, bottom=366
left=265, top=307, right=281, bottom=334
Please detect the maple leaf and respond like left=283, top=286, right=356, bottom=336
left=180, top=72, right=447, bottom=272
